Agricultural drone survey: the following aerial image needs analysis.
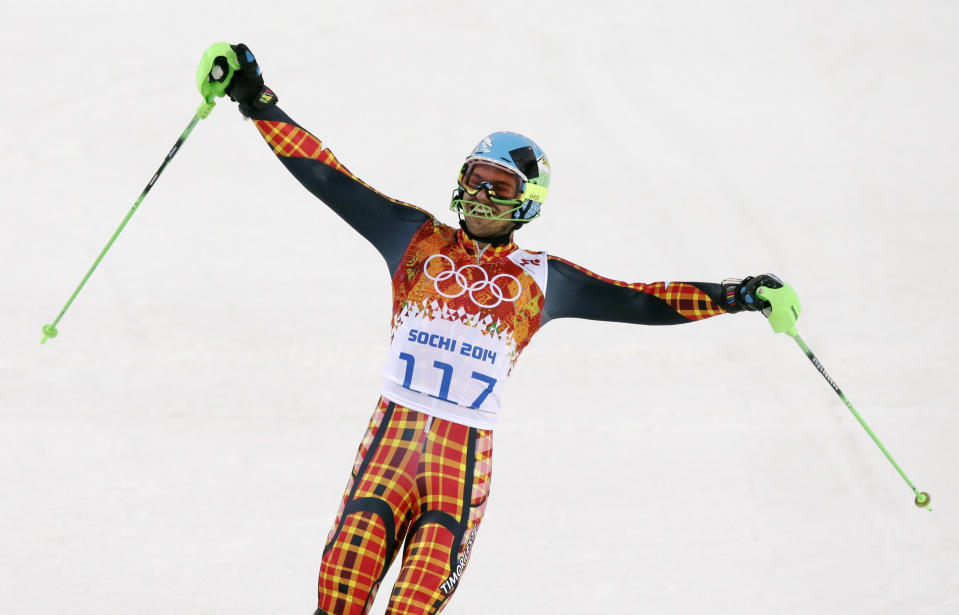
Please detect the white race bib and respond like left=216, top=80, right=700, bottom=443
left=382, top=307, right=514, bottom=428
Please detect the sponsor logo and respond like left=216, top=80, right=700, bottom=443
left=518, top=257, right=540, bottom=267
left=424, top=254, right=521, bottom=308
left=439, top=526, right=478, bottom=595
left=810, top=355, right=841, bottom=393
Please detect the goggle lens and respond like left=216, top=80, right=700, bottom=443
left=458, top=160, right=524, bottom=202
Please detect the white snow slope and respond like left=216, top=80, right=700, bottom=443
left=2, top=2, right=957, bottom=614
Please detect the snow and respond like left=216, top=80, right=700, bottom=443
left=2, top=1, right=957, bottom=613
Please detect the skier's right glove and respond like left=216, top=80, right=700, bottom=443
left=224, top=43, right=278, bottom=117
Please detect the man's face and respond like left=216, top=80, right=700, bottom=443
left=460, top=162, right=521, bottom=239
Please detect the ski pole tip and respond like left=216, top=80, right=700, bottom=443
left=41, top=323, right=58, bottom=344
left=914, top=491, right=931, bottom=510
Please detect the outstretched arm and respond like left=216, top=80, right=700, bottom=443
left=543, top=256, right=784, bottom=325
left=248, top=105, right=432, bottom=274
left=542, top=256, right=730, bottom=325
left=208, top=43, right=432, bottom=275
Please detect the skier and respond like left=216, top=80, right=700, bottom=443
left=200, top=43, right=792, bottom=615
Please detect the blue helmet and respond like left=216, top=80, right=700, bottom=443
left=452, top=131, right=551, bottom=226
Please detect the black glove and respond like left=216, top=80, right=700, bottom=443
left=225, top=43, right=278, bottom=117
left=722, top=274, right=784, bottom=314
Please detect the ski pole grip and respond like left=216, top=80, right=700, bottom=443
left=756, top=284, right=801, bottom=337
left=196, top=43, right=241, bottom=105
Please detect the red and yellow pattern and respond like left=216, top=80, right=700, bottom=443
left=392, top=223, right=546, bottom=365
left=318, top=397, right=492, bottom=615
left=547, top=255, right=726, bottom=321
left=255, top=120, right=346, bottom=169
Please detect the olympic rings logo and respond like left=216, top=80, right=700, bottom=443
left=424, top=254, right=522, bottom=308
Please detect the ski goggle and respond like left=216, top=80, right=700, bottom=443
left=457, top=160, right=548, bottom=205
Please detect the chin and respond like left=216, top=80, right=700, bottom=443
left=464, top=216, right=513, bottom=239
left=470, top=225, right=498, bottom=238
left=465, top=220, right=488, bottom=234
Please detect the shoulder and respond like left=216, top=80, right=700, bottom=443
left=507, top=247, right=549, bottom=295
left=406, top=217, right=457, bottom=251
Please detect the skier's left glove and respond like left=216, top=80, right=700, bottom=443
left=721, top=274, right=784, bottom=315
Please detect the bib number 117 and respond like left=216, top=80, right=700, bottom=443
left=398, top=352, right=496, bottom=410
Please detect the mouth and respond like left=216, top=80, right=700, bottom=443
left=465, top=202, right=495, bottom=219
left=466, top=217, right=492, bottom=230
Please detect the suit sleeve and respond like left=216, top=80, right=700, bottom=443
left=542, top=255, right=730, bottom=326
left=248, top=105, right=432, bottom=274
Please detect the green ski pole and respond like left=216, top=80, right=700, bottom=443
left=756, top=284, right=931, bottom=511
left=41, top=43, right=240, bottom=344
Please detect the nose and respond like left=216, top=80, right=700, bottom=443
left=468, top=182, right=494, bottom=202
left=471, top=185, right=494, bottom=203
